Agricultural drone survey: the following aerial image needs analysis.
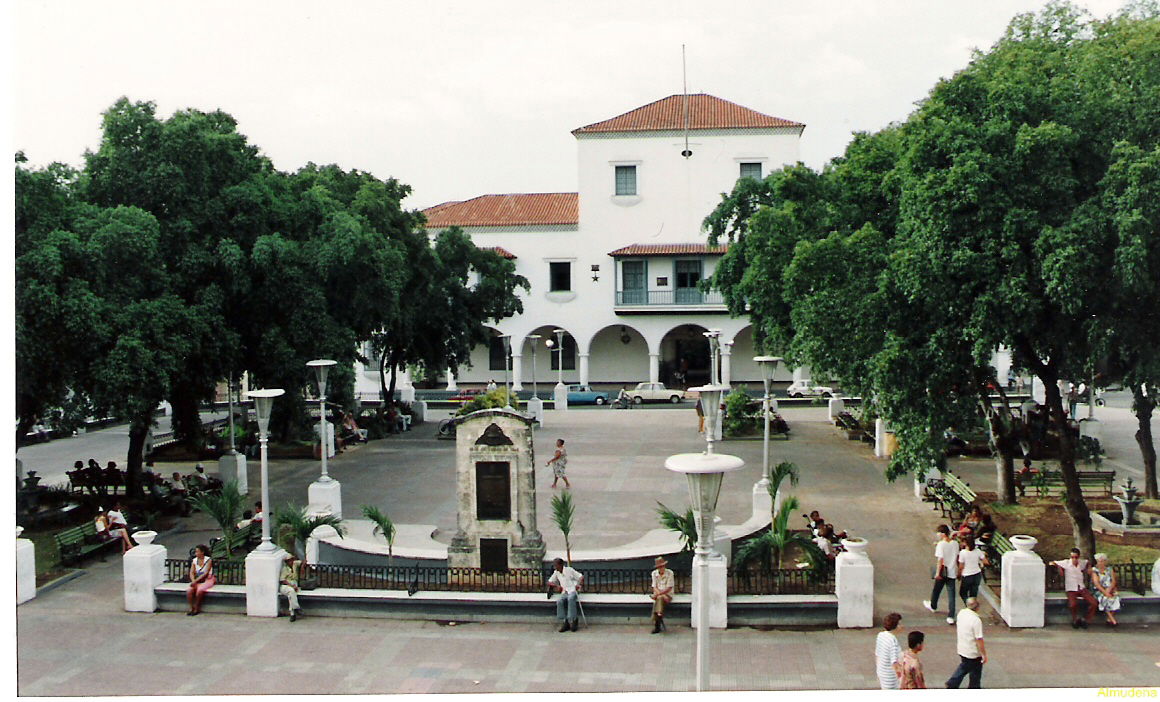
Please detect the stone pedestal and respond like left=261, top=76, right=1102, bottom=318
left=691, top=553, right=728, bottom=629
left=308, top=479, right=343, bottom=519
left=999, top=535, right=1045, bottom=627
left=400, top=385, right=416, bottom=405
left=246, top=547, right=288, bottom=617
left=1150, top=557, right=1159, bottom=596
left=526, top=397, right=545, bottom=425
left=711, top=516, right=731, bottom=565
left=17, top=531, right=36, bottom=605
left=123, top=532, right=166, bottom=612
left=836, top=538, right=874, bottom=628
left=553, top=382, right=569, bottom=411
left=752, top=480, right=774, bottom=523
left=218, top=453, right=248, bottom=494
left=914, top=467, right=943, bottom=500
left=1078, top=417, right=1102, bottom=442
left=827, top=396, right=845, bottom=422
left=412, top=399, right=427, bottom=423
left=874, top=418, right=888, bottom=458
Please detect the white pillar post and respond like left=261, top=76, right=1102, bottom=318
left=123, top=531, right=166, bottom=612
left=874, top=418, right=888, bottom=458
left=649, top=353, right=660, bottom=383
left=836, top=538, right=874, bottom=628
left=511, top=354, right=524, bottom=391
left=218, top=453, right=248, bottom=495
left=691, top=550, right=729, bottom=629
left=578, top=353, right=590, bottom=387
left=245, top=547, right=288, bottom=617
left=445, top=369, right=458, bottom=392
left=720, top=343, right=733, bottom=388
left=827, top=396, right=845, bottom=422
left=999, top=535, right=1045, bottom=627
left=17, top=527, right=36, bottom=605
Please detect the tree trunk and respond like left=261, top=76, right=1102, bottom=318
left=1133, top=385, right=1158, bottom=499
left=378, top=348, right=390, bottom=403
left=1042, top=375, right=1097, bottom=556
left=386, top=349, right=402, bottom=407
left=994, top=451, right=1017, bottom=505
left=125, top=409, right=153, bottom=499
left=982, top=401, right=1020, bottom=505
left=170, top=387, right=203, bottom=448
left=15, top=415, right=35, bottom=450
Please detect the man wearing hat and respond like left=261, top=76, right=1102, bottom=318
left=649, top=556, right=675, bottom=634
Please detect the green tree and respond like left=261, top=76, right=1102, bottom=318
left=361, top=504, right=397, bottom=569
left=734, top=495, right=827, bottom=572
left=655, top=502, right=697, bottom=553
left=551, top=491, right=577, bottom=565
left=189, top=481, right=246, bottom=556
left=273, top=504, right=347, bottom=567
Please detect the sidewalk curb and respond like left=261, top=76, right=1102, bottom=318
left=36, top=569, right=86, bottom=596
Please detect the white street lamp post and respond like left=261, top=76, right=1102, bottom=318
left=500, top=335, right=512, bottom=409
left=664, top=384, right=744, bottom=692
left=247, top=388, right=285, bottom=552
left=551, top=329, right=569, bottom=411
left=306, top=360, right=338, bottom=482
left=753, top=356, right=782, bottom=488
left=554, top=329, right=566, bottom=386
left=226, top=376, right=237, bottom=455
left=527, top=334, right=541, bottom=399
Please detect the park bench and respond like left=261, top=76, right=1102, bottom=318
left=983, top=531, right=1013, bottom=575
left=53, top=522, right=122, bottom=566
left=66, top=468, right=126, bottom=496
left=834, top=412, right=867, bottom=441
left=204, top=522, right=258, bottom=561
left=927, top=473, right=976, bottom=522
left=1028, top=470, right=1115, bottom=497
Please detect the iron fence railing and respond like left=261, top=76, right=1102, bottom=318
left=1044, top=561, right=1151, bottom=595
left=165, top=558, right=246, bottom=586
left=727, top=567, right=836, bottom=595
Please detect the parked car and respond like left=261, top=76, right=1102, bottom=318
left=566, top=385, right=610, bottom=405
left=629, top=382, right=685, bottom=404
left=786, top=381, right=835, bottom=398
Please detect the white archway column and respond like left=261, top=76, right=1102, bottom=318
left=445, top=369, right=458, bottom=391
left=721, top=342, right=733, bottom=388
left=649, top=353, right=660, bottom=383
left=578, top=353, right=590, bottom=386
left=511, top=354, right=524, bottom=391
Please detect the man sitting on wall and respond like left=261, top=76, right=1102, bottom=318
left=547, top=558, right=583, bottom=633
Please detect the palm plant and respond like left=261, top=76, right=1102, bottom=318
left=656, top=501, right=697, bottom=553
left=550, top=491, right=576, bottom=565
left=273, top=504, right=347, bottom=567
left=767, top=460, right=799, bottom=519
left=735, top=495, right=826, bottom=573
left=189, top=480, right=245, bottom=556
left=361, top=504, right=397, bottom=569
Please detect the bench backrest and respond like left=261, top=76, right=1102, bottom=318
left=943, top=473, right=976, bottom=499
left=55, top=521, right=98, bottom=544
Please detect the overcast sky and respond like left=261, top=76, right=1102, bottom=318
left=11, top=0, right=1128, bottom=210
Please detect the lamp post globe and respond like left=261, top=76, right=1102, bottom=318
left=246, top=388, right=285, bottom=552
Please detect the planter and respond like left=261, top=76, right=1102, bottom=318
left=132, top=530, right=158, bottom=546
left=1010, top=535, right=1037, bottom=553
left=841, top=537, right=869, bottom=558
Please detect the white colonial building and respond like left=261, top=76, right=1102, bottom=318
left=357, top=94, right=814, bottom=394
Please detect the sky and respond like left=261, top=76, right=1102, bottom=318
left=9, top=0, right=1130, bottom=211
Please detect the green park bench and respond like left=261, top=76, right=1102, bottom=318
left=54, top=522, right=122, bottom=566
left=1031, top=470, right=1116, bottom=497
left=204, top=522, right=258, bottom=561
left=928, top=472, right=976, bottom=522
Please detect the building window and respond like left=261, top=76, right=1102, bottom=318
left=615, top=165, right=637, bottom=196
left=549, top=333, right=576, bottom=371
left=489, top=337, right=510, bottom=371
left=549, top=261, right=571, bottom=292
left=740, top=162, right=762, bottom=180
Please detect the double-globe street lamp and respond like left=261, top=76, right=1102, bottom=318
left=527, top=334, right=541, bottom=399
left=247, top=388, right=285, bottom=552
left=753, top=356, right=783, bottom=490
left=664, top=384, right=744, bottom=692
left=306, top=360, right=338, bottom=483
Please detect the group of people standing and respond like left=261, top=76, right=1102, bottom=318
left=876, top=598, right=988, bottom=690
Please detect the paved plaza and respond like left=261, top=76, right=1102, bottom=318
left=15, top=402, right=1160, bottom=694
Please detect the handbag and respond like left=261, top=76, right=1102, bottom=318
left=299, top=577, right=318, bottom=591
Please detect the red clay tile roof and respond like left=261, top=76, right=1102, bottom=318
left=482, top=246, right=517, bottom=260
left=608, top=243, right=729, bottom=257
left=574, top=94, right=804, bottom=134
left=423, top=193, right=578, bottom=227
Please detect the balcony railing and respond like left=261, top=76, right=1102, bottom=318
left=616, top=289, right=725, bottom=306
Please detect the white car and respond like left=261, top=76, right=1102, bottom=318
left=630, top=382, right=685, bottom=404
left=786, top=381, right=835, bottom=398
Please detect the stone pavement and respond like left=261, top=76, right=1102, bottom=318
left=15, top=405, right=1160, bottom=694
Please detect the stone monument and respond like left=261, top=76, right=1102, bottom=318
left=448, top=410, right=545, bottom=571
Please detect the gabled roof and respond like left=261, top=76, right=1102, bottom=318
left=423, top=193, right=579, bottom=228
left=573, top=94, right=804, bottom=135
left=482, top=246, right=517, bottom=260
left=608, top=243, right=729, bottom=257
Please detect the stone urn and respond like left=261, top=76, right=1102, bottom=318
left=841, top=537, right=869, bottom=558
left=1010, top=535, right=1038, bottom=554
left=132, top=531, right=158, bottom=546
left=16, top=526, right=24, bottom=539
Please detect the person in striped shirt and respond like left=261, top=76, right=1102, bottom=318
left=875, top=612, right=903, bottom=689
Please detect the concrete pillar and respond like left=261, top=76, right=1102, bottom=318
left=122, top=531, right=166, bottom=612
left=399, top=385, right=416, bottom=404
left=445, top=369, right=458, bottom=391
left=915, top=466, right=943, bottom=500
left=218, top=453, right=248, bottom=495
left=308, top=479, right=343, bottom=519
left=245, top=547, right=288, bottom=617
left=412, top=399, right=427, bottom=423
left=1152, top=557, right=1160, bottom=595
left=553, top=382, right=569, bottom=412
left=828, top=397, right=845, bottom=422
left=1078, top=417, right=1102, bottom=442
left=649, top=354, right=660, bottom=383
left=752, top=480, right=774, bottom=525
left=306, top=524, right=339, bottom=565
left=710, top=515, right=731, bottom=566
left=720, top=344, right=733, bottom=387
left=511, top=354, right=524, bottom=391
left=836, top=538, right=874, bottom=628
left=691, top=553, right=728, bottom=629
left=16, top=527, right=36, bottom=605
left=527, top=397, right=545, bottom=425
left=999, top=535, right=1045, bottom=627
left=874, top=418, right=888, bottom=458
left=578, top=353, right=590, bottom=387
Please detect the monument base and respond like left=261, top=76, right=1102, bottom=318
left=218, top=453, right=248, bottom=494
left=308, top=478, right=343, bottom=519
left=246, top=547, right=288, bottom=617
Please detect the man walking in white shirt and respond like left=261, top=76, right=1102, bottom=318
left=875, top=612, right=903, bottom=689
left=547, top=558, right=583, bottom=632
left=923, top=524, right=959, bottom=624
left=946, top=598, right=986, bottom=688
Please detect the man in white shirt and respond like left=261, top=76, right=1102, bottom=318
left=1053, top=548, right=1098, bottom=628
left=649, top=556, right=675, bottom=634
left=923, top=525, right=959, bottom=624
left=946, top=598, right=986, bottom=688
left=547, top=558, right=583, bottom=632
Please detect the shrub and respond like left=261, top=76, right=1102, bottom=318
left=723, top=388, right=758, bottom=437
left=456, top=388, right=521, bottom=416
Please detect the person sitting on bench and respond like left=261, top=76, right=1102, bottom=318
left=547, top=558, right=583, bottom=633
left=649, top=556, right=674, bottom=634
left=106, top=502, right=134, bottom=552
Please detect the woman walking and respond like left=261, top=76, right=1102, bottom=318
left=546, top=439, right=570, bottom=489
left=957, top=536, right=988, bottom=602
